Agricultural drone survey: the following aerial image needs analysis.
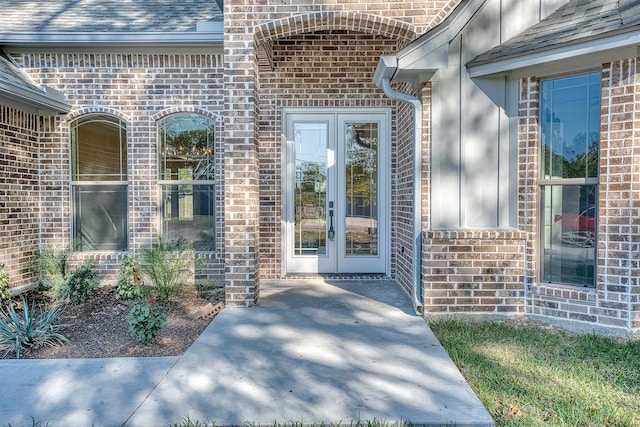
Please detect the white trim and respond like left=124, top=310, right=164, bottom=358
left=0, top=30, right=224, bottom=49
left=281, top=108, right=392, bottom=276
left=0, top=80, right=69, bottom=115
left=397, top=0, right=485, bottom=71
left=468, top=31, right=640, bottom=78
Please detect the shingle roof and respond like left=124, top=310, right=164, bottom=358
left=0, top=0, right=222, bottom=33
left=468, top=0, right=640, bottom=66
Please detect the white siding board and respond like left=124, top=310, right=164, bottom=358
left=431, top=36, right=462, bottom=229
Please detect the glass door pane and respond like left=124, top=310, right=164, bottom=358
left=344, top=122, right=378, bottom=256
left=294, top=123, right=328, bottom=256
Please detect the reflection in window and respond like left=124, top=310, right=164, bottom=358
left=542, top=185, right=596, bottom=286
left=345, top=122, right=378, bottom=256
left=70, top=114, right=127, bottom=251
left=540, top=73, right=599, bottom=287
left=294, top=123, right=327, bottom=256
left=158, top=114, right=215, bottom=251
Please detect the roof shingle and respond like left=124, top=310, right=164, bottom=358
left=0, top=0, right=222, bottom=33
left=469, top=0, right=640, bottom=66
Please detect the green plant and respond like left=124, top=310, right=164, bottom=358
left=0, top=297, right=69, bottom=359
left=56, top=260, right=98, bottom=305
left=32, top=247, right=69, bottom=290
left=0, top=264, right=13, bottom=309
left=168, top=416, right=217, bottom=427
left=116, top=254, right=146, bottom=300
left=126, top=301, right=166, bottom=345
left=141, top=239, right=197, bottom=302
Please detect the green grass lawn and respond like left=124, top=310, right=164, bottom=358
left=429, top=319, right=640, bottom=426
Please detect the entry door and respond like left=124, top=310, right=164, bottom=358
left=284, top=111, right=389, bottom=274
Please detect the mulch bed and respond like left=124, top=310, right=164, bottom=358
left=15, top=285, right=221, bottom=359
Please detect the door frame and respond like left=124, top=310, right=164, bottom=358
left=281, top=107, right=391, bottom=276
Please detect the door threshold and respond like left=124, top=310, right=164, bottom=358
left=283, top=273, right=390, bottom=280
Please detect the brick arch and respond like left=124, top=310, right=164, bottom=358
left=254, top=11, right=417, bottom=67
left=64, top=106, right=131, bottom=124
left=151, top=106, right=221, bottom=124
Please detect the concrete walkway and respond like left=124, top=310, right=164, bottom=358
left=0, top=280, right=494, bottom=426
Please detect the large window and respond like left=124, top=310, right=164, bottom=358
left=71, top=114, right=128, bottom=251
left=158, top=114, right=215, bottom=251
left=540, top=73, right=599, bottom=287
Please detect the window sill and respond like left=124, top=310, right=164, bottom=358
left=529, top=282, right=597, bottom=303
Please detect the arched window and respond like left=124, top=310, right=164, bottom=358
left=158, top=113, right=215, bottom=251
left=70, top=114, right=128, bottom=251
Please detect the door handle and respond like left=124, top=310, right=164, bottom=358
left=328, top=201, right=335, bottom=240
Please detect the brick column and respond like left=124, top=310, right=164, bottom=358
left=518, top=77, right=540, bottom=291
left=223, top=2, right=261, bottom=306
left=601, top=59, right=640, bottom=333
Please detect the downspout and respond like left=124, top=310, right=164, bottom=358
left=374, top=56, right=424, bottom=316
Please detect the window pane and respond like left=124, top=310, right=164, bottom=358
left=541, top=185, right=596, bottom=287
left=294, top=123, right=327, bottom=256
left=158, top=114, right=215, bottom=181
left=541, top=72, right=600, bottom=179
left=345, top=122, right=378, bottom=256
left=162, top=184, right=215, bottom=251
left=71, top=115, right=126, bottom=181
left=73, top=185, right=127, bottom=251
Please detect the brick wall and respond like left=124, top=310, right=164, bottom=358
left=519, top=60, right=640, bottom=336
left=599, top=59, right=640, bottom=333
left=227, top=0, right=459, bottom=304
left=423, top=230, right=526, bottom=314
left=0, top=106, right=40, bottom=290
left=394, top=83, right=418, bottom=296
left=257, top=31, right=400, bottom=279
left=14, top=53, right=226, bottom=287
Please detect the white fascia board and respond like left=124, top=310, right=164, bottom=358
left=0, top=80, right=69, bottom=115
left=468, top=30, right=640, bottom=78
left=394, top=0, right=486, bottom=81
left=0, top=30, right=224, bottom=49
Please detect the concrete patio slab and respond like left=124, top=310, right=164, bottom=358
left=128, top=280, right=494, bottom=426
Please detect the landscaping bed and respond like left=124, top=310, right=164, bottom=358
left=0, top=243, right=225, bottom=360
left=16, top=285, right=220, bottom=359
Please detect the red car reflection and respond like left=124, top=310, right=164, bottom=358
left=554, top=206, right=596, bottom=247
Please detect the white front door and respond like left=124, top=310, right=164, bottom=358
left=283, top=110, right=389, bottom=274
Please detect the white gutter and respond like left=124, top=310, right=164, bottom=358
left=0, top=30, right=224, bottom=48
left=373, top=55, right=424, bottom=316
left=0, top=77, right=69, bottom=115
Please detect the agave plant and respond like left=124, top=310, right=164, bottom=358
left=0, top=297, right=69, bottom=359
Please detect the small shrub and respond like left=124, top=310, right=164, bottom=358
left=60, top=260, right=98, bottom=305
left=0, top=264, right=13, bottom=309
left=32, top=247, right=69, bottom=290
left=126, top=301, right=166, bottom=345
left=116, top=254, right=146, bottom=300
left=141, top=239, right=197, bottom=302
left=0, top=297, right=69, bottom=359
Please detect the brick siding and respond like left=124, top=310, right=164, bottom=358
left=0, top=106, right=40, bottom=290
left=423, top=230, right=526, bottom=314
left=13, top=53, right=226, bottom=288
left=226, top=0, right=460, bottom=305
left=518, top=60, right=640, bottom=336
